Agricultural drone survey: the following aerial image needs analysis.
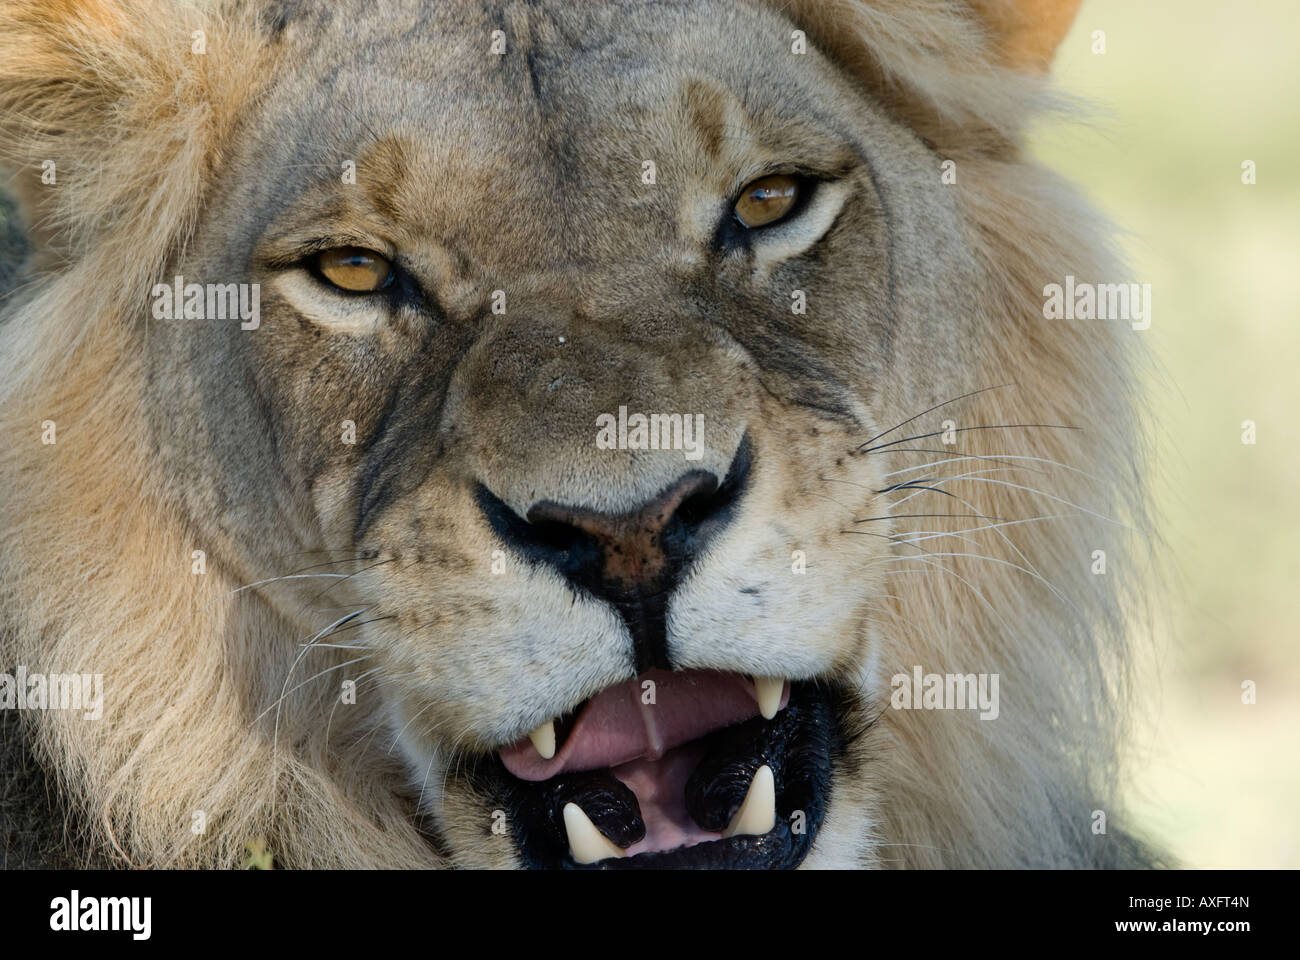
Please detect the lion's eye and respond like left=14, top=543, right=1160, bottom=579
left=732, top=174, right=801, bottom=229
left=314, top=247, right=394, bottom=293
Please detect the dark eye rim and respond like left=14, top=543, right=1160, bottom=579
left=308, top=247, right=398, bottom=296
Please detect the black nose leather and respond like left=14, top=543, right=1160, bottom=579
left=478, top=438, right=751, bottom=672
left=526, top=470, right=718, bottom=591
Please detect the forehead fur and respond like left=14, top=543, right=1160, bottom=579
left=237, top=1, right=863, bottom=260
left=0, top=0, right=1059, bottom=322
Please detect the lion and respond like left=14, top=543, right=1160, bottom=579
left=0, top=0, right=1162, bottom=869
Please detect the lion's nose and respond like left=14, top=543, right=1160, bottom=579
left=525, top=471, right=719, bottom=589
left=477, top=439, right=751, bottom=672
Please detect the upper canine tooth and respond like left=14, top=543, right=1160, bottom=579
left=723, top=764, right=776, bottom=839
left=753, top=676, right=784, bottom=720
left=528, top=719, right=556, bottom=760
left=562, top=802, right=627, bottom=864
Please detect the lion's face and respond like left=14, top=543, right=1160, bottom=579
left=150, top=0, right=993, bottom=868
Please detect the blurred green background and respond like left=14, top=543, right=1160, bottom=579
left=1034, top=0, right=1300, bottom=868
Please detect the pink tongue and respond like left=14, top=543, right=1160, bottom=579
left=499, top=669, right=780, bottom=781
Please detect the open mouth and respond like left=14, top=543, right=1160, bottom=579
left=470, top=670, right=843, bottom=869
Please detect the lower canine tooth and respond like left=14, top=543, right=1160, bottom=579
left=563, top=802, right=627, bottom=864
left=528, top=720, right=556, bottom=760
left=723, top=764, right=776, bottom=838
left=753, top=676, right=784, bottom=719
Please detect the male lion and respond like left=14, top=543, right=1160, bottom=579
left=0, top=0, right=1160, bottom=869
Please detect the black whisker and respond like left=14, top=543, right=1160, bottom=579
left=301, top=614, right=396, bottom=642
left=859, top=423, right=1078, bottom=455
left=856, top=447, right=1028, bottom=468
left=857, top=383, right=1015, bottom=449
left=287, top=555, right=378, bottom=576
left=882, top=483, right=958, bottom=498
left=852, top=513, right=1006, bottom=523
left=305, top=556, right=397, bottom=604
left=873, top=478, right=962, bottom=498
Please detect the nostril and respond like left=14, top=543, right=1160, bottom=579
left=476, top=485, right=604, bottom=581
left=674, top=435, right=752, bottom=535
left=475, top=435, right=753, bottom=672
left=485, top=436, right=750, bottom=587
left=524, top=470, right=717, bottom=589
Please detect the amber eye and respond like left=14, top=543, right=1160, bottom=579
left=314, top=247, right=394, bottom=293
left=733, top=174, right=801, bottom=229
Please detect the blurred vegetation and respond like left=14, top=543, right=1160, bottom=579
left=1034, top=0, right=1300, bottom=867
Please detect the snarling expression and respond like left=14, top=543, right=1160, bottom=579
left=158, top=0, right=992, bottom=868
